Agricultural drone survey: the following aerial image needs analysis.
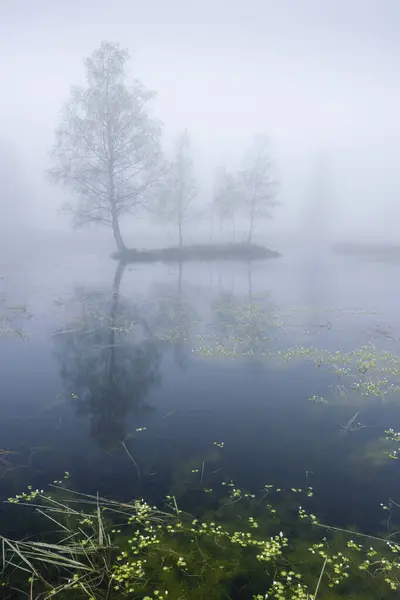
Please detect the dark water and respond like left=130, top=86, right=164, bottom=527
left=2, top=248, right=400, bottom=537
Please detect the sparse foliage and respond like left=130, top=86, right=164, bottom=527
left=48, top=41, right=164, bottom=252
left=238, top=135, right=280, bottom=244
left=211, top=136, right=279, bottom=244
left=153, top=130, right=197, bottom=247
left=212, top=167, right=241, bottom=241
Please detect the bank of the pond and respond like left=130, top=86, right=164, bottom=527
left=3, top=473, right=400, bottom=600
left=111, top=243, right=281, bottom=263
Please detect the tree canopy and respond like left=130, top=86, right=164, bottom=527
left=48, top=41, right=164, bottom=252
left=152, top=129, right=197, bottom=247
left=213, top=136, right=280, bottom=243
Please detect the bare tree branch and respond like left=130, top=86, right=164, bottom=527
left=238, top=134, right=280, bottom=243
left=151, top=130, right=198, bottom=247
left=48, top=41, right=164, bottom=252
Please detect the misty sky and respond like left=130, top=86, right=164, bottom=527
left=1, top=0, right=399, bottom=239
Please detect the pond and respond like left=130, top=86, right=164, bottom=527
left=2, top=247, right=400, bottom=598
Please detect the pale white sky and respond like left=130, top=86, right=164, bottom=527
left=1, top=0, right=399, bottom=239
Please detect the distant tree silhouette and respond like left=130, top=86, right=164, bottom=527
left=152, top=130, right=198, bottom=247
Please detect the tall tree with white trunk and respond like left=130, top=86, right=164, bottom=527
left=48, top=41, right=164, bottom=253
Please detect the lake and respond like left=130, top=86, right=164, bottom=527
left=2, top=245, right=400, bottom=596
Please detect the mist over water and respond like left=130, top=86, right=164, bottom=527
left=2, top=2, right=400, bottom=598
left=2, top=247, right=400, bottom=527
left=1, top=0, right=400, bottom=245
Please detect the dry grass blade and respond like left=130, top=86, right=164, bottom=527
left=1, top=537, right=39, bottom=577
left=97, top=491, right=105, bottom=547
left=23, top=540, right=106, bottom=554
left=48, top=485, right=173, bottom=519
left=121, top=440, right=141, bottom=478
left=313, top=556, right=328, bottom=599
left=35, top=508, right=71, bottom=533
left=1, top=534, right=108, bottom=582
left=20, top=554, right=92, bottom=571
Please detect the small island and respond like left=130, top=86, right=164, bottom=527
left=111, top=242, right=281, bottom=264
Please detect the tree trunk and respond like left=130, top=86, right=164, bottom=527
left=106, top=261, right=125, bottom=384
left=103, top=261, right=125, bottom=448
left=247, top=212, right=255, bottom=244
left=178, top=216, right=183, bottom=247
left=107, top=140, right=125, bottom=253
left=112, top=216, right=126, bottom=253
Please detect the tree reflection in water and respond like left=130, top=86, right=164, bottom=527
left=54, top=263, right=162, bottom=449
left=147, top=261, right=200, bottom=370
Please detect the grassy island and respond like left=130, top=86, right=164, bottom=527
left=111, top=243, right=281, bottom=263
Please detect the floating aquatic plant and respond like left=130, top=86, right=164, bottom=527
left=3, top=474, right=400, bottom=600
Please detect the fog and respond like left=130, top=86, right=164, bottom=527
left=3, top=5, right=400, bottom=589
left=1, top=0, right=399, bottom=249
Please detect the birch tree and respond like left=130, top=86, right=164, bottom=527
left=212, top=167, right=241, bottom=241
left=48, top=41, right=164, bottom=253
left=238, top=135, right=280, bottom=244
left=154, top=130, right=197, bottom=247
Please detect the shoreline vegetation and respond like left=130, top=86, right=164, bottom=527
left=3, top=468, right=400, bottom=599
left=111, top=242, right=281, bottom=263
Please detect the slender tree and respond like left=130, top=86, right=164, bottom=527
left=212, top=167, right=241, bottom=241
left=238, top=135, right=280, bottom=244
left=153, top=130, right=197, bottom=247
left=48, top=41, right=164, bottom=253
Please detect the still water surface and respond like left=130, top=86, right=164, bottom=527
left=1, top=249, right=400, bottom=537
